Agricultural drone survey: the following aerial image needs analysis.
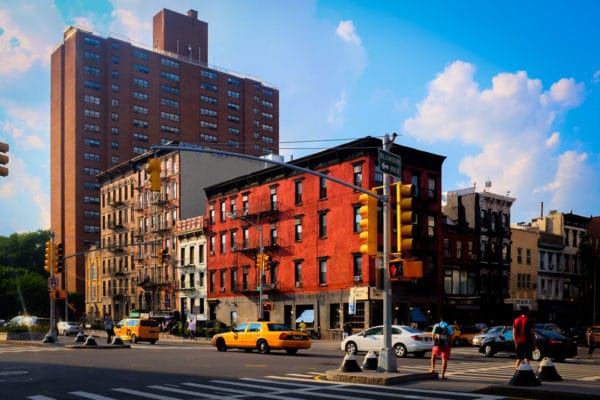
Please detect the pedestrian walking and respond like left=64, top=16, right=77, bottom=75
left=299, top=321, right=307, bottom=333
left=429, top=314, right=453, bottom=380
left=343, top=320, right=353, bottom=339
left=587, top=327, right=598, bottom=358
left=513, top=306, right=535, bottom=368
left=104, top=315, right=114, bottom=344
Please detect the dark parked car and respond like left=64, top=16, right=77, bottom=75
left=479, top=328, right=577, bottom=362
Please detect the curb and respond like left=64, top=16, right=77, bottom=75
left=326, top=369, right=437, bottom=385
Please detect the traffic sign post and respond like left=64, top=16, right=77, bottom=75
left=378, top=149, right=401, bottom=178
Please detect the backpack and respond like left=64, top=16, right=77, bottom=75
left=433, top=324, right=449, bottom=346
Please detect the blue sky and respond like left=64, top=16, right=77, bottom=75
left=1, top=0, right=599, bottom=235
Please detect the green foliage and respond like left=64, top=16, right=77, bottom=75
left=0, top=266, right=49, bottom=318
left=0, top=230, right=51, bottom=274
left=0, top=323, right=49, bottom=333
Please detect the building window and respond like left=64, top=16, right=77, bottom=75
left=220, top=233, right=227, bottom=254
left=427, top=215, right=435, bottom=237
left=294, top=260, right=303, bottom=285
left=353, top=205, right=361, bottom=233
left=526, top=249, right=531, bottom=265
left=270, top=224, right=277, bottom=247
left=209, top=235, right=216, bottom=256
left=230, top=268, right=237, bottom=292
left=353, top=254, right=362, bottom=279
left=444, top=238, right=451, bottom=257
left=319, top=175, right=328, bottom=199
left=294, top=180, right=303, bottom=205
left=270, top=187, right=277, bottom=211
left=353, top=164, right=363, bottom=188
left=219, top=270, right=226, bottom=292
left=209, top=203, right=215, bottom=224
left=318, top=211, right=328, bottom=238
left=220, top=200, right=226, bottom=222
left=318, top=258, right=327, bottom=285
left=456, top=240, right=462, bottom=259
left=242, top=227, right=249, bottom=249
left=517, top=247, right=522, bottom=264
left=230, top=230, right=237, bottom=252
left=294, top=218, right=302, bottom=241
left=428, top=177, right=436, bottom=200
left=242, top=194, right=249, bottom=214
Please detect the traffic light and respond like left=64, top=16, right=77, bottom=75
left=56, top=243, right=64, bottom=273
left=263, top=254, right=271, bottom=271
left=158, top=248, right=164, bottom=264
left=0, top=141, right=8, bottom=177
left=358, top=191, right=378, bottom=256
left=397, top=183, right=414, bottom=254
left=389, top=258, right=404, bottom=280
left=44, top=241, right=52, bottom=273
left=52, top=243, right=60, bottom=274
left=146, top=157, right=161, bottom=192
left=255, top=253, right=264, bottom=270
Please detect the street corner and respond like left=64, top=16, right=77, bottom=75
left=325, top=368, right=438, bottom=385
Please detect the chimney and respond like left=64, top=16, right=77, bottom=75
left=188, top=9, right=198, bottom=19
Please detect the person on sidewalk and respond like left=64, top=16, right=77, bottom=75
left=104, top=315, right=114, bottom=344
left=513, top=306, right=535, bottom=368
left=429, top=315, right=453, bottom=380
left=587, top=327, right=598, bottom=358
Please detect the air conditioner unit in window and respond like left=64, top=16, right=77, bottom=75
left=295, top=281, right=302, bottom=288
left=354, top=275, right=362, bottom=282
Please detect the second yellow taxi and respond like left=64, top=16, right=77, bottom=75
left=211, top=321, right=311, bottom=354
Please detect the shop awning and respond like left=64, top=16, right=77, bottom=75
left=295, top=309, right=314, bottom=323
left=410, top=306, right=427, bottom=323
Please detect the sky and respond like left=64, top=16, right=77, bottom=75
left=1, top=0, right=600, bottom=236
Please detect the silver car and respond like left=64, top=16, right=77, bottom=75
left=57, top=321, right=84, bottom=336
left=472, top=325, right=510, bottom=346
left=341, top=325, right=433, bottom=358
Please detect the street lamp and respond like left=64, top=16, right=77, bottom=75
left=227, top=212, right=264, bottom=320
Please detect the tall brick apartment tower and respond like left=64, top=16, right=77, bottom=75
left=50, top=9, right=279, bottom=297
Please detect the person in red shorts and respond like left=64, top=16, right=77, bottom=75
left=513, top=306, right=535, bottom=368
left=429, top=315, right=453, bottom=380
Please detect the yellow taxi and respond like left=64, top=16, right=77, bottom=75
left=211, top=321, right=311, bottom=354
left=114, top=318, right=159, bottom=344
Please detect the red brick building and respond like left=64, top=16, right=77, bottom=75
left=50, top=8, right=279, bottom=296
left=204, top=137, right=445, bottom=337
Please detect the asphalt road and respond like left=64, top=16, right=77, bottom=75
left=1, top=335, right=599, bottom=399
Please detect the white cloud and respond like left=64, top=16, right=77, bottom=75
left=327, top=91, right=347, bottom=129
left=0, top=3, right=63, bottom=76
left=593, top=70, right=600, bottom=84
left=403, top=60, right=591, bottom=220
left=336, top=20, right=362, bottom=45
left=545, top=131, right=560, bottom=148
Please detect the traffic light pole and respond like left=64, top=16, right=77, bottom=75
left=378, top=133, right=397, bottom=372
left=47, top=232, right=57, bottom=342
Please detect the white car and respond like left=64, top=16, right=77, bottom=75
left=57, top=321, right=84, bottom=336
left=340, top=325, right=433, bottom=358
left=472, top=325, right=510, bottom=346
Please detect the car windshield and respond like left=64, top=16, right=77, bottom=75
left=233, top=323, right=248, bottom=333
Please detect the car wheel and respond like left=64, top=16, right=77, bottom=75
left=257, top=339, right=270, bottom=354
left=393, top=343, right=408, bottom=358
left=286, top=349, right=298, bottom=355
left=131, top=334, right=137, bottom=344
left=215, top=338, right=227, bottom=352
left=413, top=351, right=426, bottom=358
left=531, top=347, right=542, bottom=361
left=344, top=341, right=358, bottom=355
left=484, top=344, right=494, bottom=357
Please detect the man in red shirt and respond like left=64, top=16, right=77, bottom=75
left=512, top=306, right=535, bottom=368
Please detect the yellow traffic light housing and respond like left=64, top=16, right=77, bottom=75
left=146, top=157, right=162, bottom=192
left=358, top=192, right=378, bottom=256
left=256, top=253, right=264, bottom=270
left=263, top=254, right=271, bottom=271
left=44, top=241, right=52, bottom=273
left=157, top=248, right=164, bottom=264
left=56, top=243, right=64, bottom=273
left=52, top=243, right=60, bottom=274
left=397, top=183, right=414, bottom=254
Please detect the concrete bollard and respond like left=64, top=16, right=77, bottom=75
left=339, top=351, right=362, bottom=372
left=509, top=361, right=541, bottom=386
left=362, top=350, right=378, bottom=370
left=536, top=357, right=562, bottom=381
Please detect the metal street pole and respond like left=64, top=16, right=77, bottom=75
left=378, top=133, right=397, bottom=372
left=47, top=232, right=57, bottom=342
